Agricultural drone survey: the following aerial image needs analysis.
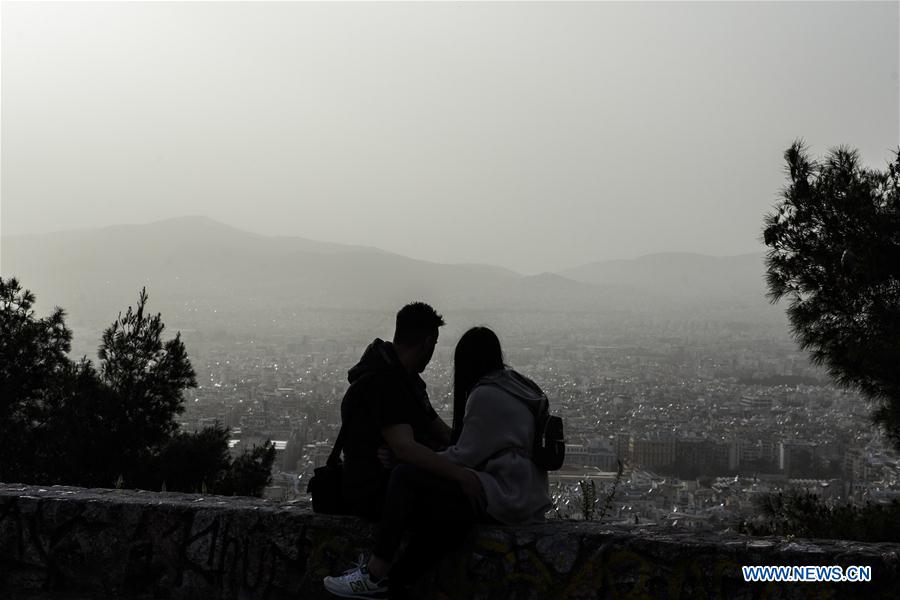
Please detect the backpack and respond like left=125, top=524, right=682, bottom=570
left=532, top=396, right=566, bottom=471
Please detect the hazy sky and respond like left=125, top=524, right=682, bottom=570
left=2, top=1, right=898, bottom=274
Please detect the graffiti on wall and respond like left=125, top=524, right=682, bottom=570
left=0, top=490, right=878, bottom=599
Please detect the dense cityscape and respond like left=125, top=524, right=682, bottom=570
left=173, top=308, right=900, bottom=530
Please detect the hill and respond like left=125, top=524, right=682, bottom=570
left=561, top=252, right=769, bottom=307
left=1, top=216, right=593, bottom=323
left=1, top=218, right=781, bottom=339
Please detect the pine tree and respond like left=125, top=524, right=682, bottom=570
left=99, top=287, right=197, bottom=452
left=763, top=142, right=900, bottom=446
left=0, top=277, right=73, bottom=482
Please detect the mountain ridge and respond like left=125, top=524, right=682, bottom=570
left=1, top=216, right=778, bottom=329
left=3, top=216, right=764, bottom=271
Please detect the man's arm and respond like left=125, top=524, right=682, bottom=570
left=427, top=416, right=452, bottom=448
left=382, top=423, right=482, bottom=499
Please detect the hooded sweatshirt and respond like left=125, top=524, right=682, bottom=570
left=439, top=368, right=553, bottom=524
left=347, top=338, right=407, bottom=388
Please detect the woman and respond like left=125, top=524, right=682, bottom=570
left=324, top=326, right=552, bottom=599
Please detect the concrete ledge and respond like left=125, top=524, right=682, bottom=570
left=2, top=484, right=899, bottom=599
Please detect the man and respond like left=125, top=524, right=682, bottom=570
left=340, top=302, right=478, bottom=520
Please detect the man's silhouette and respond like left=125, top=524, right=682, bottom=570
left=339, top=302, right=453, bottom=519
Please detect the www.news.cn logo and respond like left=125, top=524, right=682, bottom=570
left=742, top=565, right=872, bottom=583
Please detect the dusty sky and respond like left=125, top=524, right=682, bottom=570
left=2, top=1, right=898, bottom=274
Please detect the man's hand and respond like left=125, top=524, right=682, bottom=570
left=377, top=445, right=396, bottom=469
left=428, top=416, right=453, bottom=448
left=456, top=469, right=485, bottom=505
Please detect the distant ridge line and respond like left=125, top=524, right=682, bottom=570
left=4, top=215, right=764, bottom=272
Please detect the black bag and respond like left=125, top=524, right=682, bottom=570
left=306, top=427, right=347, bottom=514
left=307, top=462, right=345, bottom=514
left=532, top=399, right=566, bottom=471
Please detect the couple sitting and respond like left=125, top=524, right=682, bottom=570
left=323, top=302, right=552, bottom=599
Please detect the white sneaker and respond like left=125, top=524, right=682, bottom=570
left=323, top=562, right=388, bottom=599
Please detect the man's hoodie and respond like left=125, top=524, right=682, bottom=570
left=346, top=338, right=426, bottom=398
left=347, top=338, right=396, bottom=383
left=439, top=368, right=552, bottom=524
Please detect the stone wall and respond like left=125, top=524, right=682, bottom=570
left=2, top=484, right=899, bottom=599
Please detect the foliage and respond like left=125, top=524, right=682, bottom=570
left=217, top=441, right=277, bottom=497
left=578, top=479, right=597, bottom=521
left=28, top=357, right=120, bottom=487
left=597, top=459, right=624, bottom=522
left=762, top=142, right=900, bottom=446
left=86, top=287, right=198, bottom=486
left=0, top=278, right=73, bottom=482
left=145, top=424, right=232, bottom=493
left=99, top=287, right=196, bottom=451
left=139, top=424, right=275, bottom=496
left=0, top=278, right=275, bottom=497
left=741, top=491, right=900, bottom=542
left=576, top=460, right=623, bottom=522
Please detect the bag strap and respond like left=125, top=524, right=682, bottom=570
left=327, top=370, right=380, bottom=467
left=326, top=425, right=346, bottom=467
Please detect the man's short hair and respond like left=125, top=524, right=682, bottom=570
left=394, top=302, right=445, bottom=346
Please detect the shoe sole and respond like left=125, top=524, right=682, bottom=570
left=323, top=580, right=388, bottom=599
left=323, top=590, right=388, bottom=600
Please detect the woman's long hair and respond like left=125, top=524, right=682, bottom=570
left=451, top=326, right=505, bottom=443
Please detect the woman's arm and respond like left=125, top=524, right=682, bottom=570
left=439, top=387, right=506, bottom=468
